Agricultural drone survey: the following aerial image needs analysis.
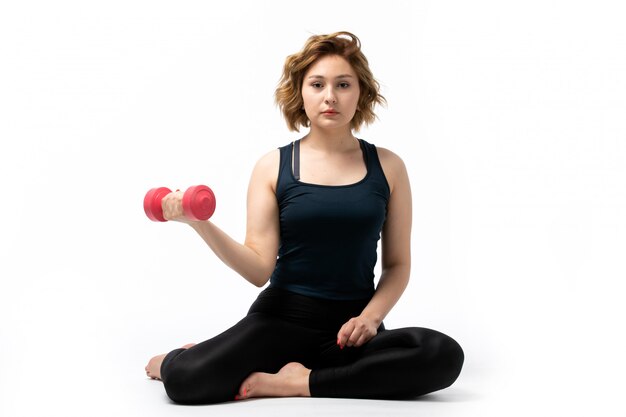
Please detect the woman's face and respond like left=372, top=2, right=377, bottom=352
left=301, top=54, right=360, bottom=132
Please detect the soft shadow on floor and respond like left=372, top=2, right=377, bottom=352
left=411, top=388, right=479, bottom=403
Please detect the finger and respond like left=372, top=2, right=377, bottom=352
left=354, top=331, right=374, bottom=347
left=337, top=321, right=355, bottom=348
left=337, top=323, right=350, bottom=349
left=349, top=320, right=378, bottom=347
left=162, top=192, right=184, bottom=220
left=347, top=329, right=362, bottom=347
left=346, top=320, right=369, bottom=347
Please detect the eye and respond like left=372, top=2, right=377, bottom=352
left=338, top=82, right=350, bottom=88
left=311, top=82, right=323, bottom=88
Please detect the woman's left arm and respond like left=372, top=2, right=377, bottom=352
left=337, top=148, right=412, bottom=348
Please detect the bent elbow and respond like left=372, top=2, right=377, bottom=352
left=250, top=277, right=270, bottom=288
left=247, top=269, right=272, bottom=288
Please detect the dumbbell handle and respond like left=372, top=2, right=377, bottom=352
left=144, top=185, right=216, bottom=222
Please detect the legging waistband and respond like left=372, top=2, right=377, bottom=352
left=247, top=287, right=381, bottom=332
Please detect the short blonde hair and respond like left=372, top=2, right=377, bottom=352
left=275, top=31, right=386, bottom=132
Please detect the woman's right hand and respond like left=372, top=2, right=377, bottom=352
left=161, top=190, right=193, bottom=223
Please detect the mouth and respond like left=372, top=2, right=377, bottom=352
left=322, top=110, right=339, bottom=115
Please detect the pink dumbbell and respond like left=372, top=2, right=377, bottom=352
left=143, top=185, right=216, bottom=222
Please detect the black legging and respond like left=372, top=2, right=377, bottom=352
left=160, top=287, right=464, bottom=404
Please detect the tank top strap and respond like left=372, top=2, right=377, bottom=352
left=359, top=139, right=391, bottom=194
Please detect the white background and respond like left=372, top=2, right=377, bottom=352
left=1, top=1, right=625, bottom=416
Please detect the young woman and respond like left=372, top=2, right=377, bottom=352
left=145, top=31, right=464, bottom=404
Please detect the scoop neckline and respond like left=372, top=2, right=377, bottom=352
left=289, top=138, right=370, bottom=188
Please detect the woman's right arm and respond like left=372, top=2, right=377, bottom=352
left=162, top=150, right=280, bottom=287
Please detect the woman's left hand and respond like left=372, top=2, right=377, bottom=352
left=337, top=315, right=379, bottom=349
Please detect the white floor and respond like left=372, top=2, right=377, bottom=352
left=4, top=366, right=620, bottom=417
left=138, top=383, right=477, bottom=417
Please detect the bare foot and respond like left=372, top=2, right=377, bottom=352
left=236, top=362, right=311, bottom=400
left=145, top=343, right=196, bottom=381
left=145, top=353, right=166, bottom=380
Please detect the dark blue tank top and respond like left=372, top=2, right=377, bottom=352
left=269, top=138, right=390, bottom=300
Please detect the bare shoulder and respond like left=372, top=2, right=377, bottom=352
left=251, top=148, right=280, bottom=192
left=254, top=148, right=280, bottom=172
left=375, top=146, right=409, bottom=193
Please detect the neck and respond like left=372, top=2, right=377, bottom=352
left=301, top=126, right=358, bottom=153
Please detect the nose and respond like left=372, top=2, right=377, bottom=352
left=324, top=87, right=337, bottom=104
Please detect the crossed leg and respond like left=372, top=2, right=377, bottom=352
left=310, top=327, right=464, bottom=399
left=150, top=312, right=320, bottom=404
